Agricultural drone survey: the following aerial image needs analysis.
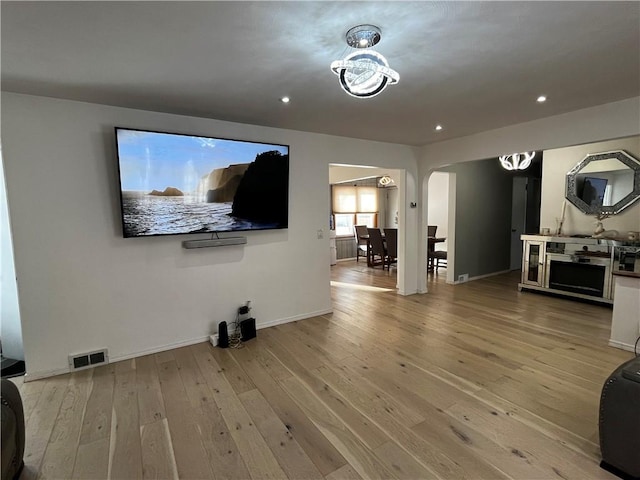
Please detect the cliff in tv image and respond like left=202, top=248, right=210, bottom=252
left=196, top=163, right=249, bottom=203
left=232, top=150, right=289, bottom=226
left=149, top=186, right=184, bottom=196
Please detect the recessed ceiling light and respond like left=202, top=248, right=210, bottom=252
left=346, top=24, right=381, bottom=49
left=435, top=125, right=443, bottom=131
left=536, top=95, right=547, bottom=103
left=280, top=96, right=290, bottom=103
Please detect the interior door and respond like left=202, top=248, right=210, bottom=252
left=510, top=177, right=527, bottom=270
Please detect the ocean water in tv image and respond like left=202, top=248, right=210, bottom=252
left=121, top=192, right=272, bottom=237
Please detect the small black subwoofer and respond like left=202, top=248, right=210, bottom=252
left=218, top=321, right=229, bottom=348
left=240, top=318, right=256, bottom=342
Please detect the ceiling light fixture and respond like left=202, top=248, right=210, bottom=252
left=499, top=152, right=536, bottom=171
left=330, top=24, right=399, bottom=99
left=536, top=95, right=547, bottom=103
left=280, top=96, right=290, bottom=103
left=346, top=24, right=381, bottom=48
left=435, top=125, right=443, bottom=131
left=379, top=175, right=393, bottom=186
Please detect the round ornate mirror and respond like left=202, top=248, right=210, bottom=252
left=566, top=150, right=640, bottom=215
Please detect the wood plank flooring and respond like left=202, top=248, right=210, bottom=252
left=11, top=262, right=633, bottom=479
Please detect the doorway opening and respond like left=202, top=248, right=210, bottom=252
left=1, top=149, right=26, bottom=377
left=329, top=164, right=404, bottom=291
left=426, top=171, right=455, bottom=284
left=426, top=154, right=541, bottom=286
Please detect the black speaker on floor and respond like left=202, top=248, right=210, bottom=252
left=218, top=321, right=229, bottom=348
left=240, top=318, right=256, bottom=342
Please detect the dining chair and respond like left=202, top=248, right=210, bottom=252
left=383, top=228, right=398, bottom=270
left=367, top=228, right=386, bottom=268
left=427, top=225, right=438, bottom=270
left=431, top=250, right=447, bottom=270
left=354, top=225, right=369, bottom=263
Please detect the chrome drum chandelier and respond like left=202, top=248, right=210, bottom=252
left=330, top=25, right=400, bottom=99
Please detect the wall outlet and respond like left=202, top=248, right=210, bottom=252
left=209, top=334, right=219, bottom=347
left=317, top=229, right=324, bottom=239
left=458, top=274, right=469, bottom=283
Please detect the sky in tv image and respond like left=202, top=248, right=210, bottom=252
left=116, top=129, right=288, bottom=193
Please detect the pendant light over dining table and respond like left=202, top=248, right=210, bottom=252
left=330, top=24, right=400, bottom=98
left=499, top=152, right=536, bottom=171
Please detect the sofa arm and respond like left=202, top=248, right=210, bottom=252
left=1, top=379, right=25, bottom=480
left=599, top=356, right=640, bottom=478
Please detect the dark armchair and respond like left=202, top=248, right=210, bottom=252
left=1, top=379, right=25, bottom=480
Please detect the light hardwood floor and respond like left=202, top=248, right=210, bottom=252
left=11, top=262, right=633, bottom=479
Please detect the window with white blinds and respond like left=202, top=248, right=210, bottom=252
left=332, top=185, right=378, bottom=236
left=332, top=186, right=378, bottom=213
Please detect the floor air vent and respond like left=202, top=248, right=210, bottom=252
left=69, top=348, right=108, bottom=370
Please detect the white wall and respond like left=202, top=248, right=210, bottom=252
left=384, top=187, right=399, bottom=229
left=2, top=93, right=419, bottom=379
left=541, top=136, right=640, bottom=236
left=610, top=276, right=640, bottom=352
left=1, top=150, right=24, bottom=360
left=427, top=172, right=449, bottom=251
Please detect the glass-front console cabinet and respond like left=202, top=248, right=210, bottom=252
left=522, top=240, right=545, bottom=287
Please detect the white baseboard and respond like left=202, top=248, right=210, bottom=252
left=398, top=288, right=418, bottom=296
left=110, top=336, right=211, bottom=363
left=257, top=308, right=334, bottom=329
left=452, top=269, right=511, bottom=285
left=608, top=339, right=637, bottom=352
left=23, top=367, right=71, bottom=382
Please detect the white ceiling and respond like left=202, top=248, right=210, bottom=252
left=2, top=1, right=639, bottom=146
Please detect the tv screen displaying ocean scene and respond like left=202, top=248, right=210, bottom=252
left=115, top=128, right=289, bottom=238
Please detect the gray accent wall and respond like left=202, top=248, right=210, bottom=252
left=441, top=158, right=513, bottom=279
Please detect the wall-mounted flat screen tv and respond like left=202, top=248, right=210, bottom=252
left=115, top=128, right=289, bottom=238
